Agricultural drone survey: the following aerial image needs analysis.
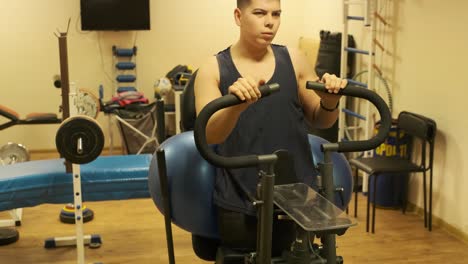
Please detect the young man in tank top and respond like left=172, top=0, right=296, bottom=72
left=193, top=0, right=348, bottom=259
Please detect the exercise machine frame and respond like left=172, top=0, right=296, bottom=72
left=159, top=81, right=391, bottom=263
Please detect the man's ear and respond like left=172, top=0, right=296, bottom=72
left=234, top=8, right=242, bottom=26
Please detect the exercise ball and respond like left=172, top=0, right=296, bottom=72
left=148, top=132, right=353, bottom=239
left=307, top=134, right=353, bottom=210
left=148, top=131, right=219, bottom=238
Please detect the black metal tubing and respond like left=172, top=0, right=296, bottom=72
left=0, top=121, right=16, bottom=131
left=57, top=30, right=72, bottom=173
left=58, top=32, right=70, bottom=121
left=157, top=149, right=176, bottom=264
left=1, top=119, right=63, bottom=131
left=256, top=165, right=275, bottom=264
left=17, top=119, right=62, bottom=125
left=306, top=82, right=392, bottom=153
left=307, top=81, right=392, bottom=263
left=156, top=99, right=166, bottom=144
left=194, top=83, right=280, bottom=168
left=321, top=150, right=337, bottom=263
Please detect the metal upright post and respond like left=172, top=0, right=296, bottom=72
left=72, top=164, right=85, bottom=264
left=56, top=21, right=72, bottom=173
left=321, top=149, right=337, bottom=264
left=339, top=0, right=350, bottom=144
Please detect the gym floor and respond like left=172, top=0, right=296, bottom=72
left=0, top=152, right=467, bottom=263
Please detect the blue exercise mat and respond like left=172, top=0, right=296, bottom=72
left=0, top=155, right=152, bottom=211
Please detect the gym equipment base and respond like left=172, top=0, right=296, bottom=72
left=44, top=234, right=102, bottom=249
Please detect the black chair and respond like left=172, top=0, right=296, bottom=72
left=349, top=111, right=436, bottom=233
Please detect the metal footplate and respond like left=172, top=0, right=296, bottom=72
left=273, top=183, right=356, bottom=232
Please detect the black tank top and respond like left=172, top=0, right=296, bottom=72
left=214, top=44, right=318, bottom=215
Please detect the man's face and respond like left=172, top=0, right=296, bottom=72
left=236, top=0, right=282, bottom=46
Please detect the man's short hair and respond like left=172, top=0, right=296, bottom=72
left=237, top=0, right=280, bottom=9
left=237, top=0, right=251, bottom=9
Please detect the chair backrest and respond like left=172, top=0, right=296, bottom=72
left=397, top=111, right=437, bottom=168
left=180, top=70, right=198, bottom=132
left=398, top=111, right=436, bottom=142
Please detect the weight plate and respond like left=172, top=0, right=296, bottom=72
left=55, top=115, right=104, bottom=164
left=0, top=142, right=30, bottom=165
left=61, top=208, right=92, bottom=217
left=61, top=203, right=88, bottom=213
left=0, top=228, right=19, bottom=246
left=59, top=208, right=94, bottom=224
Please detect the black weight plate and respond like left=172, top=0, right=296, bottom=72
left=0, top=228, right=19, bottom=246
left=59, top=208, right=94, bottom=224
left=56, top=116, right=104, bottom=164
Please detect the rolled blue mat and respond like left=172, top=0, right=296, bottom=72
left=114, top=48, right=135, bottom=57
left=116, top=62, right=136, bottom=70
left=116, top=75, right=136, bottom=83
left=117, top=87, right=137, bottom=93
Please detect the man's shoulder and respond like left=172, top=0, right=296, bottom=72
left=196, top=55, right=219, bottom=83
left=284, top=47, right=311, bottom=80
left=271, top=43, right=286, bottom=49
left=271, top=44, right=301, bottom=61
left=284, top=46, right=302, bottom=60
left=199, top=45, right=231, bottom=70
left=215, top=46, right=231, bottom=56
left=201, top=55, right=217, bottom=69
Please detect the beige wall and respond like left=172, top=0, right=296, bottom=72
left=392, top=0, right=468, bottom=234
left=302, top=0, right=468, bottom=236
left=0, top=0, right=304, bottom=150
left=1, top=0, right=468, bottom=237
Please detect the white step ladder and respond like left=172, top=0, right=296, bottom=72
left=339, top=0, right=392, bottom=147
left=340, top=0, right=391, bottom=191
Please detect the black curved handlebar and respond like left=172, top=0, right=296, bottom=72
left=194, top=81, right=392, bottom=168
left=306, top=81, right=391, bottom=153
left=194, top=83, right=280, bottom=168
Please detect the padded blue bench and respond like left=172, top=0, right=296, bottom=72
left=0, top=155, right=152, bottom=212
